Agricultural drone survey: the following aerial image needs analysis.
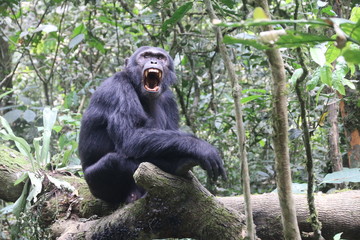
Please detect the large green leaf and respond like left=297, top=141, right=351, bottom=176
left=310, top=47, right=326, bottom=66
left=217, top=19, right=330, bottom=28
left=325, top=43, right=341, bottom=64
left=321, top=168, right=360, bottom=184
left=277, top=33, right=333, bottom=48
left=69, top=33, right=85, bottom=49
left=161, top=2, right=193, bottom=33
left=40, top=108, right=58, bottom=165
left=320, top=65, right=332, bottom=86
left=0, top=117, right=34, bottom=165
left=240, top=95, right=264, bottom=104
left=343, top=48, right=360, bottom=64
left=340, top=22, right=360, bottom=42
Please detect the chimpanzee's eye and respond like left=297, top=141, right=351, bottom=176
left=157, top=54, right=165, bottom=60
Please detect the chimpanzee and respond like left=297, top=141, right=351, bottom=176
left=79, top=46, right=226, bottom=204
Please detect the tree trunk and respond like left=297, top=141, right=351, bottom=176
left=328, top=98, right=343, bottom=171
left=254, top=1, right=302, bottom=239
left=339, top=88, right=360, bottom=168
left=0, top=33, right=13, bottom=111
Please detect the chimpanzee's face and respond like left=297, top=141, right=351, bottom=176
left=125, top=46, right=175, bottom=98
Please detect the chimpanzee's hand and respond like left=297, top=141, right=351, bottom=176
left=197, top=141, right=227, bottom=182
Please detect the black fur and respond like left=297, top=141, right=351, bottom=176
left=79, top=46, right=226, bottom=204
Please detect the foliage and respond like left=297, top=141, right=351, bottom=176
left=0, top=0, right=360, bottom=237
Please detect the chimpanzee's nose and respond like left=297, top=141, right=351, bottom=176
left=150, top=60, right=157, bottom=64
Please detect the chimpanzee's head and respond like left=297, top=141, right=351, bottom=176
left=125, top=46, right=176, bottom=97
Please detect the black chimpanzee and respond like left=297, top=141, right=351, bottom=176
left=79, top=46, right=226, bottom=204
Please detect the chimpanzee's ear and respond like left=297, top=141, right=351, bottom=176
left=125, top=58, right=129, bottom=67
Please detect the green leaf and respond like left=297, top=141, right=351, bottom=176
left=290, top=68, right=304, bottom=85
left=3, top=109, right=23, bottom=123
left=331, top=60, right=349, bottom=95
left=325, top=43, right=341, bottom=64
left=310, top=47, right=326, bottom=66
left=320, top=65, right=332, bottom=86
left=321, top=168, right=360, bottom=184
left=253, top=7, right=269, bottom=20
left=0, top=89, right=14, bottom=99
left=306, top=71, right=320, bottom=91
left=88, top=35, right=106, bottom=54
left=69, top=33, right=85, bottom=49
left=342, top=49, right=360, bottom=64
left=342, top=78, right=356, bottom=89
left=340, top=22, right=360, bottom=42
left=350, top=6, right=360, bottom=23
left=71, top=23, right=86, bottom=38
left=333, top=76, right=345, bottom=95
left=321, top=6, right=336, bottom=16
left=0, top=117, right=34, bottom=165
left=27, top=172, right=43, bottom=203
left=12, top=179, right=30, bottom=217
left=276, top=33, right=332, bottom=48
left=240, top=95, right=264, bottom=104
left=40, top=108, right=58, bottom=165
left=242, top=89, right=267, bottom=94
left=47, top=175, right=76, bottom=193
left=98, top=16, right=116, bottom=26
left=162, top=2, right=192, bottom=32
left=14, top=172, right=29, bottom=186
left=223, top=35, right=269, bottom=50
left=220, top=0, right=235, bottom=8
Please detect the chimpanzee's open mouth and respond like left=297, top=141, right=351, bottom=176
left=143, top=68, right=162, bottom=92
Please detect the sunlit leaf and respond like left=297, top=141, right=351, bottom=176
left=333, top=70, right=346, bottom=95
left=325, top=43, right=341, bottom=64
left=253, top=7, right=269, bottom=21
left=40, top=108, right=58, bottom=165
left=69, top=33, right=85, bottom=49
left=321, top=6, right=336, bottom=16
left=242, top=89, right=267, bottom=94
left=317, top=0, right=327, bottom=7
left=342, top=49, right=360, bottom=64
left=310, top=47, right=326, bottom=66
left=318, top=112, right=329, bottom=127
left=350, top=7, right=360, bottom=23
left=290, top=68, right=304, bottom=85
left=71, top=23, right=86, bottom=38
left=42, top=24, right=58, bottom=33
left=240, top=95, right=263, bottom=104
left=340, top=22, right=360, bottom=42
left=320, top=65, right=332, bottom=86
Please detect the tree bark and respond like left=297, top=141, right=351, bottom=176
left=0, top=33, right=13, bottom=111
left=328, top=99, right=343, bottom=171
left=255, top=1, right=302, bottom=239
left=1, top=146, right=360, bottom=240
left=339, top=88, right=360, bottom=168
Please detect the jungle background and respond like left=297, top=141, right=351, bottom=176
left=1, top=0, right=360, bottom=239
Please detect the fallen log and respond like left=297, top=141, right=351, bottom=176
left=1, top=146, right=359, bottom=239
